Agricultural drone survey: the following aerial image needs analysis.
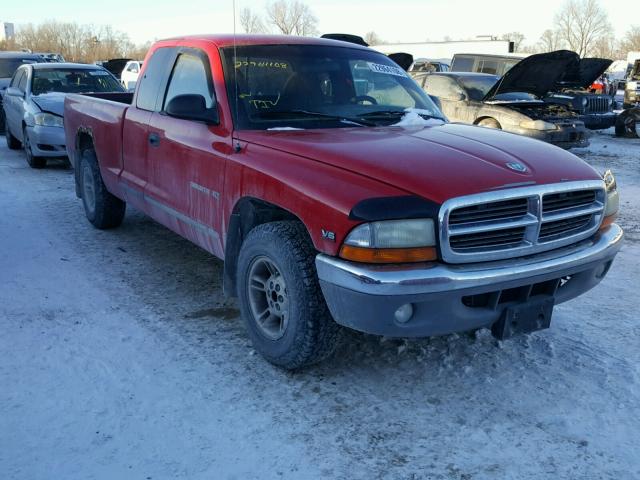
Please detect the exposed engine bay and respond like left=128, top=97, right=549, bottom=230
left=506, top=103, right=579, bottom=122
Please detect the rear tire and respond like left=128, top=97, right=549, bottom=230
left=477, top=118, right=501, bottom=129
left=23, top=126, right=46, bottom=169
left=5, top=122, right=21, bottom=150
left=237, top=221, right=342, bottom=369
left=80, top=149, right=126, bottom=229
left=615, top=111, right=639, bottom=138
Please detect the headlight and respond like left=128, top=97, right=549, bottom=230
left=519, top=119, right=558, bottom=131
left=340, top=219, right=437, bottom=263
left=581, top=97, right=588, bottom=107
left=33, top=112, right=63, bottom=127
left=601, top=170, right=619, bottom=229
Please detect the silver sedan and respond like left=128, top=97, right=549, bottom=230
left=3, top=62, right=123, bottom=168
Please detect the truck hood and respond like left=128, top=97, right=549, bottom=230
left=31, top=92, right=66, bottom=117
left=240, top=123, right=601, bottom=204
left=556, top=58, right=613, bottom=90
left=484, top=50, right=580, bottom=100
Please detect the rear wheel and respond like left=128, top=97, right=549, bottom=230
left=5, top=122, right=21, bottom=150
left=23, top=126, right=46, bottom=169
left=80, top=149, right=126, bottom=229
left=477, top=118, right=501, bottom=129
left=237, top=221, right=342, bottom=369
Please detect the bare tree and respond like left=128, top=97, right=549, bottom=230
left=240, top=7, right=266, bottom=34
left=364, top=31, right=383, bottom=46
left=591, top=35, right=617, bottom=59
left=266, top=0, right=318, bottom=36
left=619, top=25, right=640, bottom=55
left=14, top=21, right=140, bottom=63
left=554, top=0, right=611, bottom=57
left=538, top=28, right=564, bottom=53
left=501, top=32, right=525, bottom=52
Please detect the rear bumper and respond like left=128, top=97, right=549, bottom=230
left=316, top=224, right=623, bottom=337
left=26, top=125, right=67, bottom=157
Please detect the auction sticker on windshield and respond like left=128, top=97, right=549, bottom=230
left=367, top=62, right=407, bottom=77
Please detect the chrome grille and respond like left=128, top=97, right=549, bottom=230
left=439, top=181, right=606, bottom=263
left=585, top=96, right=610, bottom=114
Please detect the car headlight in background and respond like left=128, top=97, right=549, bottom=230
left=340, top=219, right=437, bottom=263
left=519, top=119, right=558, bottom=131
left=601, top=169, right=619, bottom=230
left=33, top=112, right=63, bottom=128
left=581, top=97, right=588, bottom=107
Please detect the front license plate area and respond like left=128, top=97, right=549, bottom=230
left=492, top=297, right=555, bottom=340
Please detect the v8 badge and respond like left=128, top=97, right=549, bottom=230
left=321, top=229, right=336, bottom=242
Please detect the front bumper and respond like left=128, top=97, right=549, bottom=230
left=509, top=123, right=590, bottom=149
left=580, top=112, right=617, bottom=130
left=316, top=224, right=623, bottom=337
left=26, top=125, right=67, bottom=157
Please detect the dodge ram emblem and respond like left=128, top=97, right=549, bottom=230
left=506, top=162, right=528, bottom=173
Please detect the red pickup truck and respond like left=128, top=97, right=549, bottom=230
left=64, top=35, right=623, bottom=369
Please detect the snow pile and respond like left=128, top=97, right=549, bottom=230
left=391, top=108, right=445, bottom=127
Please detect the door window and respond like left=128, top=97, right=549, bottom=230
left=10, top=69, right=25, bottom=88
left=17, top=70, right=28, bottom=92
left=164, top=53, right=215, bottom=109
left=423, top=75, right=463, bottom=101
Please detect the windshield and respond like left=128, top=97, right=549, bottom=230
left=457, top=76, right=499, bottom=101
left=0, top=58, right=36, bottom=79
left=31, top=68, right=124, bottom=95
left=222, top=44, right=444, bottom=130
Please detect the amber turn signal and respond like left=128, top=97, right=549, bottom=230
left=599, top=214, right=617, bottom=231
left=339, top=245, right=437, bottom=263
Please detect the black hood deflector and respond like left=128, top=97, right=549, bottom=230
left=484, top=50, right=580, bottom=100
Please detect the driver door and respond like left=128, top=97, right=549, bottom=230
left=144, top=48, right=228, bottom=256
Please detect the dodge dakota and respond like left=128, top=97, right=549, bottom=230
left=64, top=35, right=623, bottom=369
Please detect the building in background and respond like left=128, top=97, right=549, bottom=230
left=1, top=22, right=16, bottom=42
left=374, top=39, right=514, bottom=61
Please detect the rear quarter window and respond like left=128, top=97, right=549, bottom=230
left=136, top=47, right=176, bottom=111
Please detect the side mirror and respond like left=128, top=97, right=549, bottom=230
left=6, top=87, right=24, bottom=98
left=165, top=94, right=219, bottom=124
left=454, top=92, right=466, bottom=101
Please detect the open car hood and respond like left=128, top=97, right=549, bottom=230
left=556, top=58, right=613, bottom=89
left=387, top=53, right=414, bottom=72
left=484, top=50, right=580, bottom=101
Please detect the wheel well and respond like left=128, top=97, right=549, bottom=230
left=74, top=131, right=95, bottom=198
left=475, top=117, right=501, bottom=128
left=223, top=197, right=305, bottom=298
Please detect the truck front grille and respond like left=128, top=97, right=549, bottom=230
left=440, top=181, right=606, bottom=263
left=585, top=96, right=610, bottom=114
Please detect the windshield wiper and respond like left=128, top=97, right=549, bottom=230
left=255, top=109, right=376, bottom=127
left=358, top=110, right=444, bottom=121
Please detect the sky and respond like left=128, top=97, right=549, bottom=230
left=2, top=0, right=637, bottom=47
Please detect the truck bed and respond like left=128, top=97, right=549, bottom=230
left=64, top=92, right=133, bottom=196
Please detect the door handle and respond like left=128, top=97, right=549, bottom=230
left=148, top=132, right=161, bottom=147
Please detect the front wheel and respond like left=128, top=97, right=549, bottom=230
left=23, top=126, right=46, bottom=169
left=80, top=149, right=126, bottom=229
left=237, top=221, right=342, bottom=369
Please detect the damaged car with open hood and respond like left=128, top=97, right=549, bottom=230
left=414, top=50, right=589, bottom=149
left=544, top=56, right=616, bottom=130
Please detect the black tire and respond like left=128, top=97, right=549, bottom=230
left=5, top=121, right=21, bottom=150
left=23, top=126, right=46, bottom=169
left=477, top=118, right=501, bottom=129
left=80, top=149, right=126, bottom=229
left=237, top=221, right=342, bottom=369
left=615, top=111, right=639, bottom=138
left=0, top=109, right=5, bottom=134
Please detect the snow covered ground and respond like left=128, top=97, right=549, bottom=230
left=0, top=130, right=638, bottom=480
